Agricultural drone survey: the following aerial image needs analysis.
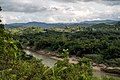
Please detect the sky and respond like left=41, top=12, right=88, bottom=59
left=0, top=0, right=120, bottom=24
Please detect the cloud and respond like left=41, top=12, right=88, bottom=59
left=52, top=0, right=120, bottom=6
left=1, top=0, right=120, bottom=13
left=9, top=16, right=19, bottom=20
left=0, top=0, right=120, bottom=23
left=0, top=0, right=48, bottom=13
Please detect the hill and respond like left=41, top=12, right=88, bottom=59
left=5, top=20, right=119, bottom=28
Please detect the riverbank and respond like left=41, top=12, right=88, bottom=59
left=25, top=47, right=120, bottom=76
left=25, top=47, right=79, bottom=64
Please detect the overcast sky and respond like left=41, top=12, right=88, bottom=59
left=0, top=0, right=120, bottom=24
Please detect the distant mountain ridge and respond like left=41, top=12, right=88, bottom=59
left=5, top=20, right=119, bottom=28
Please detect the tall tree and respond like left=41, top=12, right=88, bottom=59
left=0, top=6, right=4, bottom=29
left=0, top=6, right=2, bottom=22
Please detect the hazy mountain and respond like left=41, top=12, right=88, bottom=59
left=5, top=20, right=119, bottom=28
left=83, top=20, right=118, bottom=24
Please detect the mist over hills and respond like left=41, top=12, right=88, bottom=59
left=5, top=20, right=119, bottom=28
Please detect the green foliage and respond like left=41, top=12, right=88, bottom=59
left=1, top=22, right=91, bottom=80
left=61, top=49, right=69, bottom=58
left=105, top=58, right=120, bottom=67
left=0, top=31, right=95, bottom=80
left=84, top=54, right=103, bottom=63
left=11, top=25, right=120, bottom=66
left=1, top=27, right=116, bottom=80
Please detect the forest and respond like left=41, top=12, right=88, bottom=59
left=8, top=21, right=120, bottom=67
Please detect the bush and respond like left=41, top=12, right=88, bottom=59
left=84, top=54, right=103, bottom=63
left=105, top=58, right=120, bottom=67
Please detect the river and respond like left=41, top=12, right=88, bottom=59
left=24, top=50, right=120, bottom=79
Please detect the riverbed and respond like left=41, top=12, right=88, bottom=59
left=24, top=50, right=120, bottom=79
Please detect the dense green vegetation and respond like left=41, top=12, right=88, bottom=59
left=8, top=22, right=120, bottom=67
left=0, top=24, right=99, bottom=80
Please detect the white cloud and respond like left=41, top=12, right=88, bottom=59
left=9, top=16, right=19, bottom=20
left=11, top=0, right=32, bottom=4
left=47, top=17, right=56, bottom=22
left=0, top=0, right=120, bottom=23
left=118, top=16, right=120, bottom=19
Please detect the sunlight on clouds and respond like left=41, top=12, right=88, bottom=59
left=9, top=16, right=19, bottom=20
left=11, top=0, right=32, bottom=4
left=118, top=16, right=120, bottom=19
left=1, top=19, right=6, bottom=24
left=28, top=18, right=32, bottom=22
left=47, top=17, right=56, bottom=22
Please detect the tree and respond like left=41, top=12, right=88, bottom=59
left=0, top=8, right=1, bottom=21
left=0, top=6, right=4, bottom=31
